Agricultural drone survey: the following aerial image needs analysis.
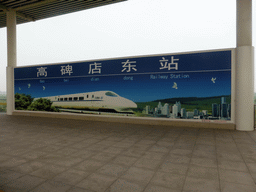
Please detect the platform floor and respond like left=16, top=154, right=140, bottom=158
left=1, top=113, right=256, bottom=192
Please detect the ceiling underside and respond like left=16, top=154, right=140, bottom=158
left=0, top=0, right=127, bottom=28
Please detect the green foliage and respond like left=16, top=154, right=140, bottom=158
left=15, top=93, right=59, bottom=112
left=15, top=93, right=33, bottom=110
left=28, top=98, right=59, bottom=112
left=0, top=94, right=7, bottom=112
left=134, top=111, right=151, bottom=117
left=0, top=105, right=6, bottom=112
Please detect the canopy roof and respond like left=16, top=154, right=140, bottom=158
left=0, top=0, right=126, bottom=28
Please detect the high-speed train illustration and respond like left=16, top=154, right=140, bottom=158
left=36, top=91, right=137, bottom=113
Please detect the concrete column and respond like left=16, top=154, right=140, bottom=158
left=6, top=10, right=17, bottom=115
left=235, top=0, right=254, bottom=131
left=237, top=0, right=252, bottom=47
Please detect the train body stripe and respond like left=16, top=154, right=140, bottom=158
left=52, top=100, right=103, bottom=102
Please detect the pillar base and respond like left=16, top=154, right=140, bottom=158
left=6, top=66, right=14, bottom=115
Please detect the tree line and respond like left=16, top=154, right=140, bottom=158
left=15, top=93, right=59, bottom=112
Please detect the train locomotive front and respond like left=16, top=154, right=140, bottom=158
left=102, top=91, right=137, bottom=113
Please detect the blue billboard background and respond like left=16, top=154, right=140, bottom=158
left=14, top=50, right=232, bottom=120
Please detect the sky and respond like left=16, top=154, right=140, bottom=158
left=0, top=0, right=255, bottom=93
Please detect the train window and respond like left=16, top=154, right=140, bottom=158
left=64, top=98, right=67, bottom=101
left=79, top=97, right=84, bottom=100
left=101, top=97, right=103, bottom=99
left=58, top=98, right=60, bottom=101
left=92, top=95, right=94, bottom=98
left=87, top=95, right=89, bottom=98
left=69, top=97, right=72, bottom=101
left=105, top=92, right=118, bottom=97
left=95, top=96, right=100, bottom=99
left=60, top=98, right=63, bottom=101
left=74, top=97, right=78, bottom=101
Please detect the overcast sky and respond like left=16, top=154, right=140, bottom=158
left=0, top=0, right=255, bottom=92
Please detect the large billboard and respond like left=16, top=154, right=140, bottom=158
left=14, top=49, right=233, bottom=122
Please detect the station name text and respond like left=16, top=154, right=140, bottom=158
left=150, top=74, right=190, bottom=80
left=35, top=56, right=179, bottom=78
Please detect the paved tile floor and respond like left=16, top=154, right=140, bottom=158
left=1, top=113, right=256, bottom=191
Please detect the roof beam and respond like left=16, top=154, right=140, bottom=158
left=0, top=2, right=35, bottom=21
left=0, top=3, right=7, bottom=11
left=16, top=11, right=35, bottom=22
left=14, top=0, right=59, bottom=11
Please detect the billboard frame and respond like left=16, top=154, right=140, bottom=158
left=13, top=48, right=236, bottom=128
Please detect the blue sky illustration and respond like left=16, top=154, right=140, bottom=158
left=14, top=71, right=231, bottom=103
left=14, top=51, right=231, bottom=103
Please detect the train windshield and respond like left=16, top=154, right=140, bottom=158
left=105, top=92, right=118, bottom=97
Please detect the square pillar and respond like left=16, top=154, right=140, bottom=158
left=235, top=0, right=254, bottom=131
left=6, top=10, right=17, bottom=115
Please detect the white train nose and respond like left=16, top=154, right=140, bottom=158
left=124, top=98, right=137, bottom=108
left=130, top=101, right=137, bottom=108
